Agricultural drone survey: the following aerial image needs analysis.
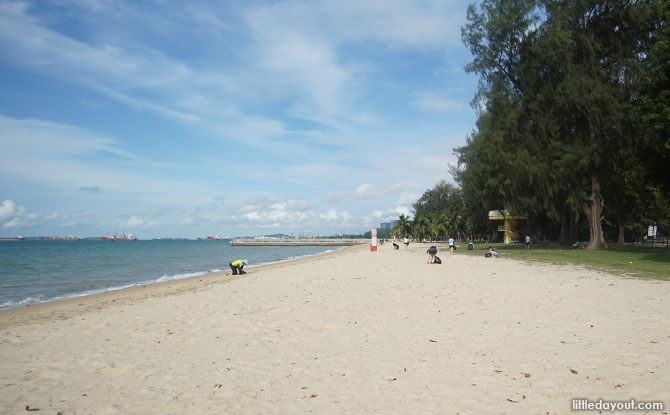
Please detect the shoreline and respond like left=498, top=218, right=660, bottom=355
left=0, top=244, right=362, bottom=328
left=230, top=239, right=366, bottom=246
left=1, top=242, right=667, bottom=413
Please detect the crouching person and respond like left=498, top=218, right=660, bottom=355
left=230, top=259, right=248, bottom=275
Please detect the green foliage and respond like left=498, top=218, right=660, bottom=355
left=362, top=228, right=392, bottom=239
left=392, top=214, right=412, bottom=238
left=629, top=0, right=670, bottom=215
left=409, top=181, right=474, bottom=239
left=458, top=0, right=668, bottom=248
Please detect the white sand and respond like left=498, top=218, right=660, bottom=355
left=1, top=243, right=668, bottom=414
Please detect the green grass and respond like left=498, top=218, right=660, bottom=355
left=459, top=242, right=670, bottom=280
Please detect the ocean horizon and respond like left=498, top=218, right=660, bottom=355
left=0, top=239, right=346, bottom=310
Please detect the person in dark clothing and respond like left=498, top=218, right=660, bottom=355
left=427, top=246, right=439, bottom=263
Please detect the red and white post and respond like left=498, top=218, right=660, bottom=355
left=370, top=229, right=377, bottom=252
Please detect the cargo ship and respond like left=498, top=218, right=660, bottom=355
left=100, top=233, right=137, bottom=241
left=42, top=236, right=81, bottom=241
left=197, top=235, right=224, bottom=240
left=0, top=234, right=24, bottom=241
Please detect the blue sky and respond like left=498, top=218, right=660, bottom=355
left=0, top=0, right=478, bottom=238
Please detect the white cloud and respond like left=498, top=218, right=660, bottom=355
left=0, top=200, right=69, bottom=229
left=0, top=199, right=25, bottom=221
left=0, top=115, right=216, bottom=209
left=322, top=208, right=338, bottom=221
left=0, top=3, right=222, bottom=124
left=246, top=0, right=463, bottom=50
left=2, top=218, right=19, bottom=228
left=413, top=92, right=464, bottom=113
left=395, top=206, right=412, bottom=218
left=244, top=211, right=261, bottom=221
left=354, top=182, right=414, bottom=200
left=320, top=208, right=351, bottom=222
left=354, top=184, right=375, bottom=199
left=0, top=115, right=132, bottom=160
left=80, top=186, right=102, bottom=194
left=124, top=216, right=144, bottom=227
left=409, top=154, right=459, bottom=183
left=0, top=1, right=475, bottom=237
left=397, top=191, right=422, bottom=206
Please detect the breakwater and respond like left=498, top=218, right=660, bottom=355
left=229, top=239, right=366, bottom=246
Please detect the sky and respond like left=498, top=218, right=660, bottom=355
left=0, top=0, right=478, bottom=239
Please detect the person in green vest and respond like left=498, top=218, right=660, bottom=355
left=229, top=259, right=248, bottom=275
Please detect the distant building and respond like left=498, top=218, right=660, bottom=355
left=380, top=220, right=398, bottom=230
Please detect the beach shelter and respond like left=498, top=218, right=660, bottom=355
left=488, top=210, right=528, bottom=244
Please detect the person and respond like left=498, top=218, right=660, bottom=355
left=229, top=259, right=248, bottom=275
left=448, top=237, right=456, bottom=254
left=393, top=241, right=400, bottom=249
left=426, top=245, right=438, bottom=263
left=403, top=237, right=409, bottom=247
left=525, top=234, right=532, bottom=250
left=467, top=239, right=474, bottom=250
left=485, top=246, right=498, bottom=258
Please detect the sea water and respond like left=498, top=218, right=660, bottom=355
left=0, top=239, right=344, bottom=310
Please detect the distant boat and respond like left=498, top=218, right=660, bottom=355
left=204, top=235, right=224, bottom=240
left=100, top=233, right=137, bottom=241
left=42, top=236, right=81, bottom=241
left=0, top=234, right=24, bottom=241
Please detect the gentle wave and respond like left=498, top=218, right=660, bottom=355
left=0, top=247, right=346, bottom=310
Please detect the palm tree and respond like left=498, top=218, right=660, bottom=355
left=397, top=214, right=412, bottom=237
left=432, top=212, right=449, bottom=242
left=413, top=215, right=429, bottom=241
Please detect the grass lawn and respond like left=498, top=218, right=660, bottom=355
left=459, top=242, right=670, bottom=281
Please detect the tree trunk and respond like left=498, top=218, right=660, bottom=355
left=558, top=211, right=570, bottom=245
left=584, top=171, right=608, bottom=249
left=617, top=222, right=626, bottom=245
left=569, top=211, right=580, bottom=244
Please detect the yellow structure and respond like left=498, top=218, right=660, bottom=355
left=488, top=210, right=528, bottom=244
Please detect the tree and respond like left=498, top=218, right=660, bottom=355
left=629, top=0, right=670, bottom=224
left=461, top=0, right=662, bottom=249
left=412, top=215, right=430, bottom=241
left=412, top=181, right=468, bottom=239
left=393, top=214, right=412, bottom=238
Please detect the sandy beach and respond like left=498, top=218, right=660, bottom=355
left=1, top=243, right=668, bottom=414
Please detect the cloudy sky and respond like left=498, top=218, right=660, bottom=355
left=0, top=0, right=478, bottom=238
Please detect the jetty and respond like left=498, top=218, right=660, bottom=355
left=229, top=239, right=366, bottom=246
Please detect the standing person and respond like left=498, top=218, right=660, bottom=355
left=525, top=234, right=532, bottom=250
left=229, top=259, right=248, bottom=275
left=403, top=237, right=409, bottom=247
left=448, top=237, right=456, bottom=254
